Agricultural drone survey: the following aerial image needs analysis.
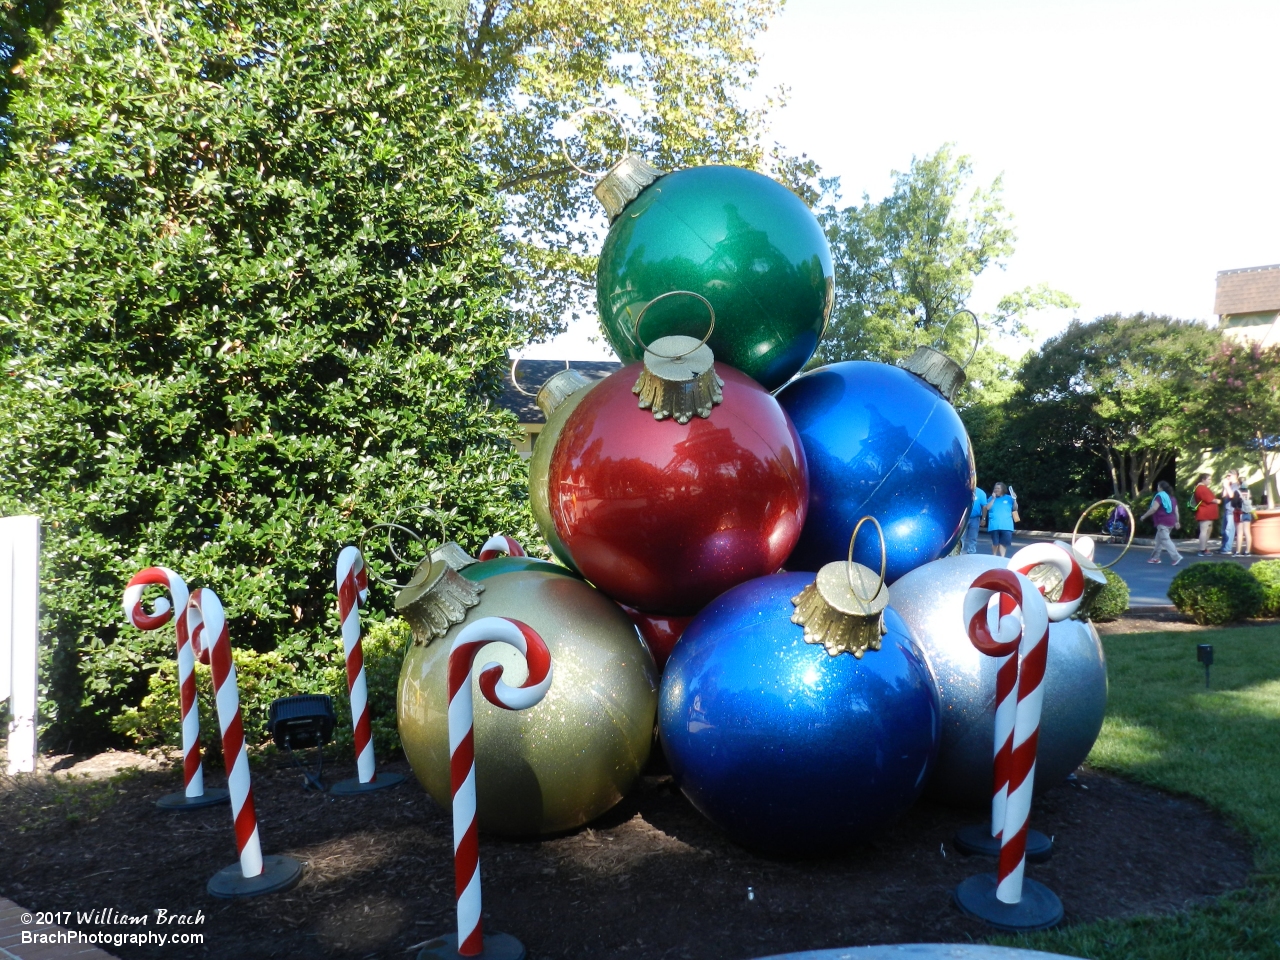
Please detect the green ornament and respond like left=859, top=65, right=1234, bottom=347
left=596, top=163, right=834, bottom=391
left=527, top=369, right=599, bottom=573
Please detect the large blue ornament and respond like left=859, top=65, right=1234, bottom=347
left=658, top=572, right=940, bottom=856
left=776, top=361, right=975, bottom=583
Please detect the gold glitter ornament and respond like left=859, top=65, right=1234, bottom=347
left=397, top=566, right=658, bottom=836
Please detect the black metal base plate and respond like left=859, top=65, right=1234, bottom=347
left=416, top=932, right=526, bottom=960
left=207, top=855, right=303, bottom=899
left=329, top=772, right=406, bottom=796
left=156, top=787, right=230, bottom=810
left=953, top=824, right=1054, bottom=862
left=953, top=873, right=1064, bottom=931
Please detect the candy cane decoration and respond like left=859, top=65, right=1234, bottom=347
left=964, top=567, right=1049, bottom=904
left=187, top=588, right=263, bottom=879
left=1008, top=542, right=1085, bottom=622
left=124, top=567, right=207, bottom=798
left=448, top=617, right=552, bottom=956
left=336, top=546, right=377, bottom=784
left=477, top=535, right=525, bottom=562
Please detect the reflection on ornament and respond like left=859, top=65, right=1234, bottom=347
left=777, top=361, right=975, bottom=584
left=596, top=165, right=833, bottom=391
left=888, top=554, right=1107, bottom=808
left=548, top=362, right=808, bottom=614
left=398, top=563, right=657, bottom=836
left=659, top=572, right=940, bottom=856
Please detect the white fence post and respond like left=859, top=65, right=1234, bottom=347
left=1, top=515, right=40, bottom=774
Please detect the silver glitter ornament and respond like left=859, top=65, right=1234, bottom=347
left=888, top=554, right=1107, bottom=808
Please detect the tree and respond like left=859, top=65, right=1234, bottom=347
left=1202, top=338, right=1280, bottom=506
left=0, top=0, right=62, bottom=149
left=453, top=0, right=805, bottom=342
left=813, top=145, right=1074, bottom=385
left=1018, top=315, right=1221, bottom=500
left=0, top=0, right=532, bottom=746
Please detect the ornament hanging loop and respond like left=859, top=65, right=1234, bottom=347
left=1072, top=499, right=1135, bottom=569
left=847, top=515, right=887, bottom=606
left=634, top=291, right=716, bottom=361
left=933, top=308, right=982, bottom=371
left=510, top=356, right=569, bottom=398
left=359, top=523, right=424, bottom=590
left=560, top=106, right=631, bottom=179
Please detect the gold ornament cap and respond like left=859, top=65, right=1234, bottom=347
left=395, top=557, right=484, bottom=646
left=536, top=369, right=594, bottom=419
left=431, top=541, right=477, bottom=572
left=630, top=291, right=724, bottom=424
left=594, top=154, right=665, bottom=221
left=900, top=345, right=965, bottom=403
left=790, top=516, right=889, bottom=658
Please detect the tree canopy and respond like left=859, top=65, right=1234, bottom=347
left=0, top=0, right=531, bottom=746
left=813, top=145, right=1074, bottom=396
left=1202, top=337, right=1280, bottom=506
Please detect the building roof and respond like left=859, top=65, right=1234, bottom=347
left=1215, top=263, right=1280, bottom=316
left=500, top=359, right=622, bottom=424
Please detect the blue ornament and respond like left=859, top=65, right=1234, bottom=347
left=658, top=572, right=940, bottom=856
left=776, top=361, right=975, bottom=583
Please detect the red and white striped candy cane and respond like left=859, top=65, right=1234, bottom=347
left=964, top=567, right=1050, bottom=904
left=448, top=617, right=552, bottom=956
left=1008, top=542, right=1085, bottom=622
left=187, top=588, right=263, bottom=879
left=965, top=579, right=1023, bottom=841
left=336, top=545, right=377, bottom=784
left=477, top=535, right=525, bottom=562
left=124, top=567, right=207, bottom=799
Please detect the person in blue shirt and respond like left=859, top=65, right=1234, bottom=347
left=981, top=481, right=1018, bottom=557
left=963, top=486, right=988, bottom=554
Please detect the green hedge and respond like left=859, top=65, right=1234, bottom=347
left=1169, top=562, right=1265, bottom=625
left=1253, top=560, right=1280, bottom=618
left=114, top=618, right=411, bottom=759
left=1089, top=568, right=1130, bottom=622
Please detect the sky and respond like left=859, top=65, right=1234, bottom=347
left=518, top=0, right=1280, bottom=361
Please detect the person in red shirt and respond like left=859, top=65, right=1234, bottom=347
left=1192, top=472, right=1219, bottom=556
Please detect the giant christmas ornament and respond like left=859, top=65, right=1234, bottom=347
left=547, top=328, right=808, bottom=614
left=528, top=369, right=600, bottom=574
left=620, top=605, right=693, bottom=671
left=593, top=159, right=834, bottom=391
left=396, top=552, right=657, bottom=836
left=887, top=553, right=1108, bottom=808
left=659, top=566, right=940, bottom=856
left=777, top=361, right=974, bottom=583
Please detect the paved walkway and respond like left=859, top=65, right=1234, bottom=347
left=0, top=899, right=118, bottom=960
left=1008, top=534, right=1270, bottom=606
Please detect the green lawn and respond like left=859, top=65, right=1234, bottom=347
left=1000, top=623, right=1280, bottom=959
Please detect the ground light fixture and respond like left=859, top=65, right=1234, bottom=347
left=267, top=694, right=336, bottom=791
left=1197, top=643, right=1214, bottom=689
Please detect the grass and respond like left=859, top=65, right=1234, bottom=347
left=998, top=623, right=1280, bottom=959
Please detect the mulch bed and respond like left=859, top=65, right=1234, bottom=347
left=0, top=749, right=1255, bottom=960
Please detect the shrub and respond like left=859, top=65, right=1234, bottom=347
left=113, top=617, right=412, bottom=758
left=1252, top=560, right=1280, bottom=618
left=0, top=0, right=536, bottom=748
left=1168, top=562, right=1265, bottom=625
left=1088, top=568, right=1130, bottom=622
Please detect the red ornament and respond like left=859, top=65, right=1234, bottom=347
left=621, top=605, right=694, bottom=671
left=547, top=362, right=808, bottom=614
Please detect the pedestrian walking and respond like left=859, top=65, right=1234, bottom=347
left=982, top=482, right=1018, bottom=558
left=1141, top=480, right=1182, bottom=565
left=1192, top=473, right=1218, bottom=556
left=964, top=485, right=988, bottom=555
left=1236, top=485, right=1255, bottom=556
left=1220, top=472, right=1240, bottom=556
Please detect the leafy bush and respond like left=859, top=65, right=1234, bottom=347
left=113, top=617, right=412, bottom=758
left=0, top=0, right=536, bottom=748
left=1252, top=560, right=1280, bottom=618
left=1088, top=568, right=1130, bottom=622
left=1168, top=562, right=1265, bottom=625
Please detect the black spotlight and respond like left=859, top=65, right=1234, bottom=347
left=268, top=695, right=336, bottom=791
left=1197, top=644, right=1214, bottom=689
